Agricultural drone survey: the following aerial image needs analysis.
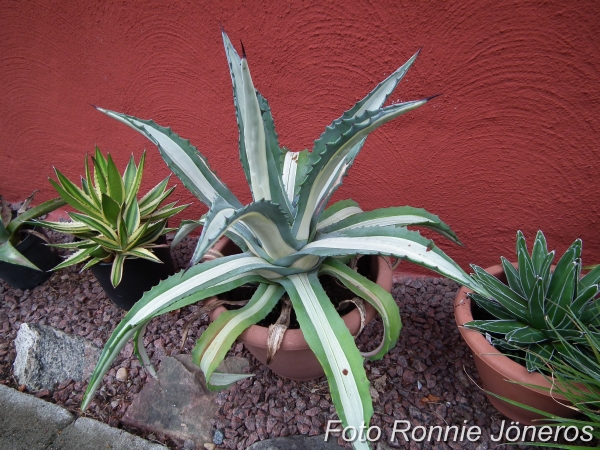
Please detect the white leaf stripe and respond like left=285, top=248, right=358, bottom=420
left=130, top=257, right=273, bottom=324
left=285, top=274, right=369, bottom=446
left=240, top=211, right=297, bottom=260
left=295, top=100, right=426, bottom=241
left=193, top=201, right=298, bottom=264
left=325, top=214, right=433, bottom=231
left=154, top=274, right=270, bottom=317
left=312, top=140, right=364, bottom=226
left=282, top=151, right=298, bottom=204
left=200, top=284, right=284, bottom=383
left=97, top=108, right=239, bottom=208
left=241, top=58, right=270, bottom=201
left=300, top=235, right=472, bottom=287
left=320, top=259, right=400, bottom=359
left=316, top=206, right=363, bottom=230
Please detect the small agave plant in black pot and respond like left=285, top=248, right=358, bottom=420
left=79, top=30, right=483, bottom=450
left=36, top=148, right=188, bottom=310
left=455, top=230, right=600, bottom=423
left=0, top=191, right=65, bottom=290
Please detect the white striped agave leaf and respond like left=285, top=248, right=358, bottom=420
left=83, top=31, right=481, bottom=449
left=36, top=147, right=187, bottom=287
left=464, top=230, right=600, bottom=373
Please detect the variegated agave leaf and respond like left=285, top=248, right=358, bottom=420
left=38, top=149, right=187, bottom=286
left=85, top=30, right=481, bottom=450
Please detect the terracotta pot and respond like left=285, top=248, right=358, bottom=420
left=454, top=263, right=578, bottom=424
left=208, top=238, right=393, bottom=381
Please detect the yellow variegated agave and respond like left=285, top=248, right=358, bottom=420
left=82, top=31, right=480, bottom=449
left=37, top=148, right=187, bottom=287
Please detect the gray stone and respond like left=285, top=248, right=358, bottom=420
left=246, top=435, right=344, bottom=449
left=213, top=429, right=224, bottom=445
left=122, top=354, right=249, bottom=448
left=52, top=417, right=168, bottom=449
left=0, top=383, right=73, bottom=449
left=13, top=323, right=101, bottom=390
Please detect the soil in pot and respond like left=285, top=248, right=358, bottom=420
left=0, top=230, right=59, bottom=290
left=90, top=237, right=175, bottom=310
left=454, top=264, right=579, bottom=425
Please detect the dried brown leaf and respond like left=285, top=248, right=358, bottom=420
left=266, top=298, right=292, bottom=365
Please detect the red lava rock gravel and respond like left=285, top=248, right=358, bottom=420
left=0, top=233, right=589, bottom=449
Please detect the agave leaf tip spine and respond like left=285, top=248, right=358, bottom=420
left=425, top=93, right=443, bottom=102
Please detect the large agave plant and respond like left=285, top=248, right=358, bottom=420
left=82, top=31, right=479, bottom=449
left=36, top=148, right=187, bottom=287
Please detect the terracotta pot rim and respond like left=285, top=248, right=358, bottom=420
left=454, top=263, right=568, bottom=397
left=207, top=238, right=392, bottom=352
left=240, top=254, right=388, bottom=351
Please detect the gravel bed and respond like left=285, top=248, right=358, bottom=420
left=0, top=233, right=594, bottom=449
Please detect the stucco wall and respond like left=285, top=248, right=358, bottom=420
left=1, top=0, right=598, bottom=274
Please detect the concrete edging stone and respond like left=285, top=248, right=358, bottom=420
left=0, top=384, right=167, bottom=450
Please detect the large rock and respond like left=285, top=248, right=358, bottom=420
left=123, top=354, right=249, bottom=448
left=13, top=323, right=101, bottom=390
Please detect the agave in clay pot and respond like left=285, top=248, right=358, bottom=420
left=205, top=236, right=392, bottom=381
left=455, top=230, right=600, bottom=424
left=82, top=30, right=479, bottom=449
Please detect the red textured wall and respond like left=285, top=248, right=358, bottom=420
left=1, top=0, right=599, bottom=274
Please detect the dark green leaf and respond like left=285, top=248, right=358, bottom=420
left=68, top=212, right=117, bottom=241
left=101, top=193, right=121, bottom=228
left=463, top=319, right=526, bottom=335
left=471, top=265, right=529, bottom=322
left=506, top=326, right=547, bottom=344
left=516, top=230, right=535, bottom=298
left=105, top=154, right=125, bottom=205
left=124, top=152, right=145, bottom=207
left=117, top=213, right=128, bottom=249
left=91, top=154, right=108, bottom=195
left=571, top=283, right=599, bottom=319
left=500, top=257, right=525, bottom=298
left=579, top=263, right=600, bottom=293
left=531, top=230, right=548, bottom=275
left=139, top=177, right=170, bottom=211
left=528, top=276, right=545, bottom=329
left=540, top=250, right=555, bottom=296
left=469, top=293, right=514, bottom=320
left=547, top=261, right=577, bottom=327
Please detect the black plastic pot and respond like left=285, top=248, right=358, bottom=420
left=90, top=238, right=175, bottom=310
left=0, top=232, right=59, bottom=290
